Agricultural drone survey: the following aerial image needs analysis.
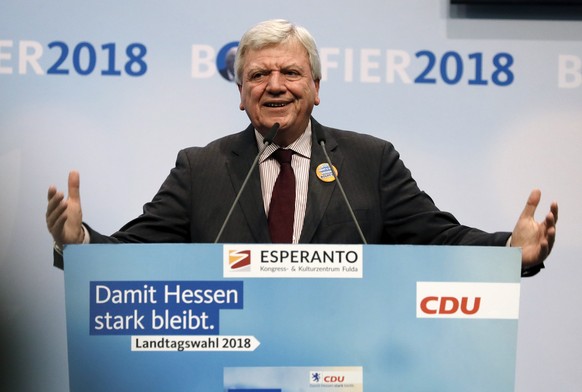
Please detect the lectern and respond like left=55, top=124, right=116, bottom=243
left=65, top=244, right=521, bottom=391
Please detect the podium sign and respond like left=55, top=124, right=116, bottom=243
left=64, top=244, right=521, bottom=391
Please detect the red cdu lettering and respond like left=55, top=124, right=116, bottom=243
left=460, top=296, right=481, bottom=315
left=439, top=296, right=459, bottom=314
left=420, top=296, right=439, bottom=314
left=324, top=376, right=345, bottom=383
left=420, top=296, right=481, bottom=315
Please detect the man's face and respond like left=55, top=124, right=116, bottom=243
left=238, top=40, right=320, bottom=146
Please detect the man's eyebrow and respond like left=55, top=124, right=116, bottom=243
left=281, top=63, right=304, bottom=70
left=247, top=61, right=305, bottom=70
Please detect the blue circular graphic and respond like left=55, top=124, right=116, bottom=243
left=216, top=41, right=239, bottom=82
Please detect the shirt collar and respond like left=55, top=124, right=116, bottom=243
left=255, top=120, right=312, bottom=163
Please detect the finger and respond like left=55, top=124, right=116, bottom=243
left=46, top=198, right=67, bottom=230
left=551, top=201, right=558, bottom=224
left=46, top=191, right=64, bottom=220
left=68, top=170, right=81, bottom=201
left=547, top=225, right=556, bottom=253
left=47, top=185, right=58, bottom=201
left=520, top=189, right=541, bottom=219
left=50, top=210, right=68, bottom=245
left=545, top=209, right=556, bottom=228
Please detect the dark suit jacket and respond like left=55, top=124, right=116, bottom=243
left=56, top=118, right=539, bottom=273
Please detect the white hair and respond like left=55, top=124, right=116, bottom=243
left=234, top=19, right=322, bottom=85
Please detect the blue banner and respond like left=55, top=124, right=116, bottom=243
left=64, top=244, right=521, bottom=391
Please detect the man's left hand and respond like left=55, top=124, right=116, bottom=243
left=511, top=189, right=558, bottom=270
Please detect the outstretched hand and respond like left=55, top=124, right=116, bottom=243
left=46, top=171, right=84, bottom=247
left=511, top=189, right=558, bottom=270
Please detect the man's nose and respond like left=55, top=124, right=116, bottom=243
left=266, top=72, right=285, bottom=92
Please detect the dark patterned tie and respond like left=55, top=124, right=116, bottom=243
left=268, top=149, right=295, bottom=243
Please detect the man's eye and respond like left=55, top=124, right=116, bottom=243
left=250, top=72, right=265, bottom=80
left=284, top=70, right=302, bottom=80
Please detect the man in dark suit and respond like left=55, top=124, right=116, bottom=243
left=46, top=19, right=558, bottom=276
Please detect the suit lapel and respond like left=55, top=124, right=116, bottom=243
left=225, top=125, right=271, bottom=243
left=299, top=119, right=342, bottom=243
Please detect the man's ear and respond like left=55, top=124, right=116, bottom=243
left=238, top=84, right=244, bottom=110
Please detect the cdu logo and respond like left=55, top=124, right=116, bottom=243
left=416, top=281, right=520, bottom=319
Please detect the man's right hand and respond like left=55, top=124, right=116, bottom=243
left=46, top=171, right=85, bottom=247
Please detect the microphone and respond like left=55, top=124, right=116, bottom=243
left=314, top=126, right=368, bottom=244
left=214, top=122, right=280, bottom=243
